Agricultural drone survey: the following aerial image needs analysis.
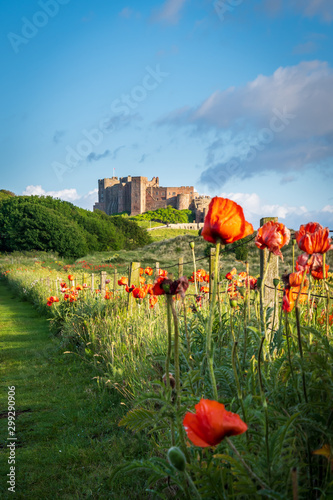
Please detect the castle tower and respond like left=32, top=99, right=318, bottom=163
left=130, top=176, right=147, bottom=215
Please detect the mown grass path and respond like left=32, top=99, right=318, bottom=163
left=0, top=281, right=148, bottom=499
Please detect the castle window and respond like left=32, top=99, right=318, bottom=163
left=173, top=192, right=176, bottom=195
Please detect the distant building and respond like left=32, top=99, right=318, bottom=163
left=93, top=175, right=211, bottom=222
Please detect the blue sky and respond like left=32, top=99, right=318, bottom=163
left=1, top=0, right=333, bottom=229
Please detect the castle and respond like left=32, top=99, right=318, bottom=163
left=93, top=175, right=211, bottom=222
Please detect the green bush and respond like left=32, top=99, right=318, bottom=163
left=131, top=205, right=195, bottom=224
left=0, top=196, right=151, bottom=258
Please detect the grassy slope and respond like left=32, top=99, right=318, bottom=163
left=0, top=282, right=149, bottom=500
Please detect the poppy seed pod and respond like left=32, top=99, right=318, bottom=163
left=189, top=241, right=195, bottom=249
left=273, top=278, right=280, bottom=287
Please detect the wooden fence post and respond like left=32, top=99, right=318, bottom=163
left=128, top=262, right=140, bottom=310
left=209, top=247, right=216, bottom=302
left=100, top=271, right=107, bottom=296
left=259, top=217, right=279, bottom=327
left=113, top=268, right=117, bottom=294
left=155, top=262, right=160, bottom=279
left=178, top=257, right=183, bottom=278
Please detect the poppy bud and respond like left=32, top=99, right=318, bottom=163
left=230, top=299, right=238, bottom=308
left=273, top=278, right=280, bottom=287
left=256, top=277, right=262, bottom=289
left=167, top=447, right=186, bottom=472
left=189, top=241, right=195, bottom=249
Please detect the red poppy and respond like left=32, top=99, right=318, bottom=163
left=118, top=277, right=128, bottom=286
left=245, top=276, right=257, bottom=290
left=202, top=197, right=254, bottom=245
left=282, top=283, right=308, bottom=312
left=238, top=271, right=247, bottom=281
left=68, top=274, right=74, bottom=281
left=158, top=269, right=168, bottom=277
left=288, top=271, right=306, bottom=288
left=145, top=267, right=153, bottom=276
left=144, top=283, right=154, bottom=295
left=295, top=222, right=332, bottom=255
left=203, top=274, right=210, bottom=282
left=311, top=265, right=329, bottom=280
left=152, top=277, right=167, bottom=296
left=76, top=284, right=83, bottom=291
left=140, top=276, right=146, bottom=285
left=183, top=399, right=248, bottom=447
left=139, top=267, right=144, bottom=276
left=149, top=295, right=158, bottom=308
left=200, top=286, right=209, bottom=293
left=225, top=268, right=237, bottom=280
left=152, top=276, right=189, bottom=298
left=125, top=285, right=135, bottom=293
left=46, top=296, right=59, bottom=306
left=255, top=221, right=290, bottom=259
left=60, top=281, right=67, bottom=288
left=132, top=287, right=147, bottom=299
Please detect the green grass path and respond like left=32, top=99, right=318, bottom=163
left=0, top=281, right=148, bottom=499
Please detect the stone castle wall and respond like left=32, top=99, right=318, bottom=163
left=93, top=175, right=210, bottom=221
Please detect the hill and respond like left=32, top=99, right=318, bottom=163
left=0, top=195, right=151, bottom=258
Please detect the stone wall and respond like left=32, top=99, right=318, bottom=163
left=93, top=175, right=206, bottom=217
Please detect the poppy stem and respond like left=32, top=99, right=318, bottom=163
left=258, top=336, right=271, bottom=486
left=206, top=241, right=221, bottom=401
left=184, top=471, right=202, bottom=499
left=191, top=245, right=198, bottom=295
left=225, top=437, right=269, bottom=490
left=166, top=296, right=175, bottom=446
left=259, top=252, right=271, bottom=343
left=284, top=313, right=301, bottom=403
left=322, top=253, right=330, bottom=338
left=170, top=298, right=191, bottom=463
left=294, top=260, right=309, bottom=404
left=232, top=342, right=248, bottom=435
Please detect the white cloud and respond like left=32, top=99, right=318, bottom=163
left=158, top=60, right=333, bottom=186
left=22, top=185, right=80, bottom=202
left=151, top=0, right=188, bottom=24
left=22, top=186, right=98, bottom=210
left=219, top=192, right=333, bottom=230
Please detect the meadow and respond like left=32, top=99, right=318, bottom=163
left=1, top=214, right=333, bottom=499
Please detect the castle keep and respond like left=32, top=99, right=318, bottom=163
left=93, top=175, right=211, bottom=221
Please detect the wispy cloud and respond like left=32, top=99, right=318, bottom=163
left=53, top=130, right=66, bottom=144
left=139, top=153, right=148, bottom=163
left=112, top=146, right=125, bottom=159
left=264, top=0, right=333, bottom=22
left=119, top=7, right=141, bottom=19
left=292, top=40, right=318, bottom=54
left=87, top=150, right=111, bottom=162
left=151, top=0, right=188, bottom=25
left=158, top=60, right=333, bottom=186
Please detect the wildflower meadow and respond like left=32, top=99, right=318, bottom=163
left=1, top=196, right=333, bottom=499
